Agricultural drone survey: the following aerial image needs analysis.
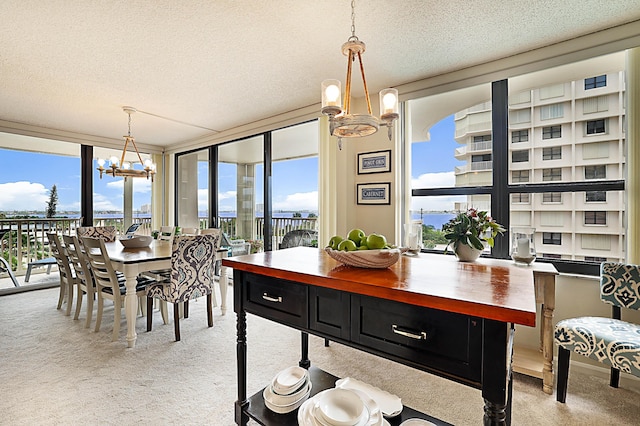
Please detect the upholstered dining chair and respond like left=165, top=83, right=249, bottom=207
left=146, top=232, right=221, bottom=341
left=47, top=233, right=77, bottom=316
left=81, top=236, right=151, bottom=341
left=63, top=235, right=96, bottom=328
left=554, top=262, right=640, bottom=402
left=77, top=226, right=117, bottom=242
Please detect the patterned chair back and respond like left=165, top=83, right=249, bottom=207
left=600, top=262, right=640, bottom=311
left=77, top=226, right=117, bottom=242
left=167, top=232, right=221, bottom=303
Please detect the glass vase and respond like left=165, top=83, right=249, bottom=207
left=511, top=227, right=536, bottom=265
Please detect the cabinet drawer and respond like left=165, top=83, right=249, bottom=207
left=351, top=295, right=482, bottom=382
left=244, top=274, right=308, bottom=328
left=310, top=286, right=350, bottom=340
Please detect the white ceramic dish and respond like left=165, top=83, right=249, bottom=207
left=298, top=389, right=382, bottom=426
left=272, top=366, right=309, bottom=395
left=263, top=381, right=311, bottom=414
left=263, top=378, right=311, bottom=407
left=335, top=377, right=403, bottom=418
left=316, top=388, right=365, bottom=426
left=118, top=235, right=153, bottom=248
left=399, top=419, right=437, bottom=426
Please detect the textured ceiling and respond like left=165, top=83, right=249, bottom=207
left=1, top=0, right=639, bottom=150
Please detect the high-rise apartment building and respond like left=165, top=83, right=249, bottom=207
left=453, top=72, right=625, bottom=262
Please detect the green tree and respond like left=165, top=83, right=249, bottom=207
left=307, top=212, right=317, bottom=218
left=422, top=224, right=447, bottom=249
left=292, top=212, right=302, bottom=218
left=46, top=185, right=58, bottom=218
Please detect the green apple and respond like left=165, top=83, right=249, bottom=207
left=347, top=228, right=366, bottom=245
left=338, top=239, right=358, bottom=252
left=327, top=235, right=343, bottom=250
left=366, top=233, right=387, bottom=250
left=357, top=245, right=369, bottom=250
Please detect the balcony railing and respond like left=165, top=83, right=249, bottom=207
left=1, top=215, right=318, bottom=282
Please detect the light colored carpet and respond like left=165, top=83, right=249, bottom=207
left=1, top=287, right=638, bottom=425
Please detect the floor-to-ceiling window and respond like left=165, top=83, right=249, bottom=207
left=408, top=51, right=627, bottom=275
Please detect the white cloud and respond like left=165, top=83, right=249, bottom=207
left=106, top=178, right=151, bottom=193
left=410, top=172, right=465, bottom=211
left=0, top=181, right=48, bottom=211
left=273, top=191, right=318, bottom=211
left=218, top=191, right=236, bottom=200
left=93, top=192, right=122, bottom=211
left=217, top=191, right=237, bottom=211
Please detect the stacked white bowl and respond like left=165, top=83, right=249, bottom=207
left=263, top=366, right=312, bottom=414
left=298, top=387, right=385, bottom=426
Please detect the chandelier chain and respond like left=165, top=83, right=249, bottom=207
left=127, top=112, right=132, bottom=137
left=349, top=0, right=357, bottom=40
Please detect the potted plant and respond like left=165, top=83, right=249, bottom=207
left=443, top=208, right=505, bottom=261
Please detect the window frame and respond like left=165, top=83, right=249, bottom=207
left=584, top=211, right=607, bottom=225
left=542, top=146, right=562, bottom=160
left=411, top=80, right=624, bottom=276
left=584, top=75, right=607, bottom=90
left=542, top=125, right=562, bottom=139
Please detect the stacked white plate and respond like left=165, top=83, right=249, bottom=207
left=263, top=366, right=312, bottom=414
left=298, top=388, right=390, bottom=426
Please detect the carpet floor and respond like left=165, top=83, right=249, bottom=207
left=0, top=287, right=638, bottom=425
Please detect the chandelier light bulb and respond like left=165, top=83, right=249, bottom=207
left=325, top=84, right=340, bottom=106
left=382, top=92, right=397, bottom=113
left=109, top=156, right=119, bottom=166
left=122, top=161, right=131, bottom=170
left=97, top=158, right=105, bottom=167
left=143, top=159, right=152, bottom=168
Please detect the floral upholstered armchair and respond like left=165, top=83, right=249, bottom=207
left=554, top=262, right=640, bottom=402
left=146, top=232, right=221, bottom=341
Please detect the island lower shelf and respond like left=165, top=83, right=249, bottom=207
left=244, top=366, right=452, bottom=426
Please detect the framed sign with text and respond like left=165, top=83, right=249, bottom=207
left=356, top=182, right=391, bottom=205
left=357, top=150, right=391, bottom=174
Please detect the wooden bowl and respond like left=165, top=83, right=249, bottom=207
left=324, top=247, right=402, bottom=268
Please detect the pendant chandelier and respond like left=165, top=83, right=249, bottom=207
left=321, top=0, right=399, bottom=149
left=97, top=106, right=156, bottom=182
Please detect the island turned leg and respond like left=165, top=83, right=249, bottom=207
left=482, top=320, right=511, bottom=426
left=235, top=310, right=249, bottom=425
left=300, top=332, right=311, bottom=368
left=234, top=268, right=249, bottom=426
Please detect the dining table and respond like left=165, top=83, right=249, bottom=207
left=104, top=239, right=229, bottom=348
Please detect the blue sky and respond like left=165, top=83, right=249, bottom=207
left=0, top=115, right=458, bottom=214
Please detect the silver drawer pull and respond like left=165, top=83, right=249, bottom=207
left=262, top=293, right=282, bottom=303
left=392, top=324, right=427, bottom=340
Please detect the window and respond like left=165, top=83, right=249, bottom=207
left=585, top=75, right=606, bottom=89
left=543, top=192, right=562, bottom=203
left=472, top=154, right=491, bottom=162
left=512, top=170, right=529, bottom=183
left=585, top=211, right=607, bottom=225
left=586, top=119, right=606, bottom=135
left=512, top=130, right=528, bottom=143
left=540, top=103, right=564, bottom=120
left=585, top=256, right=608, bottom=262
left=543, top=232, right=562, bottom=245
left=512, top=150, right=529, bottom=163
left=473, top=135, right=491, bottom=143
left=542, top=147, right=561, bottom=160
left=586, top=191, right=606, bottom=202
left=585, top=165, right=606, bottom=179
left=583, top=96, right=609, bottom=114
left=541, top=253, right=562, bottom=259
left=512, top=193, right=530, bottom=203
left=542, top=168, right=562, bottom=181
left=542, top=125, right=561, bottom=139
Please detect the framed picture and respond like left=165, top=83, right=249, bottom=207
left=357, top=182, right=391, bottom=205
left=357, top=150, right=391, bottom=174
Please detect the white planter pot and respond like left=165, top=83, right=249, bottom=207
left=454, top=243, right=483, bottom=262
